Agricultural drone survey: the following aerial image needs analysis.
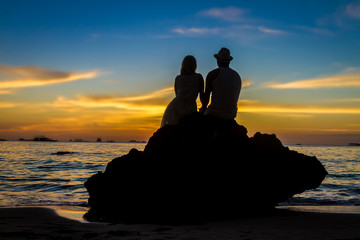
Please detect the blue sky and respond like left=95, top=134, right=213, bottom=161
left=0, top=0, right=359, bottom=144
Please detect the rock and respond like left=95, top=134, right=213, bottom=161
left=84, top=113, right=327, bottom=223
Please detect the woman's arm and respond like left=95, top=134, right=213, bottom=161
left=174, top=76, right=178, bottom=96
left=199, top=69, right=218, bottom=113
left=198, top=74, right=205, bottom=103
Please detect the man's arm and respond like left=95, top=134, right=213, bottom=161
left=200, top=68, right=220, bottom=113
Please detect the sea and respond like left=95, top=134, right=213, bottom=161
left=0, top=141, right=359, bottom=208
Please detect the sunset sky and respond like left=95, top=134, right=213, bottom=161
left=1, top=0, right=359, bottom=145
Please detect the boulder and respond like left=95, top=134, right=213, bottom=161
left=84, top=113, right=327, bottom=222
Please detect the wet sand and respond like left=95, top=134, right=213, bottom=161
left=0, top=206, right=360, bottom=240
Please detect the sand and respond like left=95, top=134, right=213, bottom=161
left=0, top=206, right=360, bottom=240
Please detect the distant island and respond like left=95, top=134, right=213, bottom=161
left=129, top=140, right=147, bottom=143
left=348, top=143, right=360, bottom=146
left=18, top=135, right=57, bottom=142
left=33, top=135, right=57, bottom=142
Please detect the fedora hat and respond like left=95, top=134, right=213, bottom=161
left=214, top=47, right=233, bottom=62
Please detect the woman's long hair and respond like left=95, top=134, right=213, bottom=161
left=180, top=55, right=197, bottom=75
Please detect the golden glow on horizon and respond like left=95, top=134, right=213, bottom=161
left=266, top=73, right=360, bottom=89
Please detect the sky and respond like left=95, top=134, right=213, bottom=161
left=0, top=0, right=359, bottom=145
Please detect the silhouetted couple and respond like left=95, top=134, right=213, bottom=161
left=161, top=48, right=242, bottom=127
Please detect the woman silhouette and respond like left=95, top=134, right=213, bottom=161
left=161, top=55, right=204, bottom=127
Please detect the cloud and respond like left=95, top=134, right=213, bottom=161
left=0, top=102, right=18, bottom=108
left=265, top=73, right=360, bottom=89
left=242, top=78, right=252, bottom=87
left=327, top=98, right=360, bottom=102
left=238, top=104, right=360, bottom=115
left=0, top=90, right=13, bottom=94
left=51, top=87, right=174, bottom=115
left=317, top=1, right=360, bottom=27
left=257, top=26, right=286, bottom=35
left=295, top=26, right=333, bottom=36
left=0, top=64, right=98, bottom=91
left=237, top=98, right=360, bottom=115
left=171, top=24, right=287, bottom=39
left=171, top=27, right=219, bottom=35
left=346, top=0, right=360, bottom=19
left=51, top=84, right=360, bottom=117
left=199, top=7, right=245, bottom=22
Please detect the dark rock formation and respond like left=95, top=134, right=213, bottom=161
left=84, top=113, right=327, bottom=223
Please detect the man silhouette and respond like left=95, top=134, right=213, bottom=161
left=200, top=48, right=242, bottom=119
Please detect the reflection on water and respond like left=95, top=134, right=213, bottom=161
left=0, top=141, right=145, bottom=207
left=0, top=142, right=359, bottom=207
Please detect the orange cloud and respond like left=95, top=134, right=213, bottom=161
left=265, top=73, right=360, bottom=89
left=0, top=64, right=98, bottom=91
left=51, top=87, right=174, bottom=116
left=242, top=78, right=252, bottom=87
left=328, top=98, right=360, bottom=102
left=0, top=90, right=12, bottom=94
left=0, top=102, right=18, bottom=108
left=238, top=104, right=360, bottom=114
left=50, top=85, right=360, bottom=117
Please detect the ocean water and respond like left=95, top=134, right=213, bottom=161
left=283, top=145, right=360, bottom=206
left=0, top=141, right=359, bottom=207
left=0, top=141, right=146, bottom=207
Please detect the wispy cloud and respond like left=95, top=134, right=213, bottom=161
left=199, top=6, right=245, bottom=22
left=242, top=78, right=252, bottom=87
left=52, top=83, right=257, bottom=113
left=171, top=27, right=219, bottom=35
left=345, top=0, right=360, bottom=19
left=317, top=0, right=360, bottom=27
left=239, top=104, right=360, bottom=115
left=0, top=90, right=12, bottom=94
left=54, top=84, right=360, bottom=116
left=171, top=24, right=287, bottom=38
left=257, top=26, right=286, bottom=35
left=265, top=73, right=360, bottom=89
left=295, top=26, right=333, bottom=36
left=326, top=98, right=360, bottom=102
left=51, top=87, right=174, bottom=115
left=0, top=64, right=98, bottom=91
left=0, top=102, right=18, bottom=108
left=171, top=6, right=288, bottom=38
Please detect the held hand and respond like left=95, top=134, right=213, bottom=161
left=199, top=106, right=206, bottom=114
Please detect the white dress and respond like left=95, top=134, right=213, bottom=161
left=161, top=73, right=203, bottom=127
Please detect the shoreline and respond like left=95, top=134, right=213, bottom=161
left=1, top=205, right=360, bottom=223
left=1, top=206, right=360, bottom=240
left=2, top=205, right=359, bottom=223
left=51, top=205, right=360, bottom=222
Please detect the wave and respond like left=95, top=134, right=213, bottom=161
left=282, top=196, right=360, bottom=206
left=51, top=151, right=78, bottom=155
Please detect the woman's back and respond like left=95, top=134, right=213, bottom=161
left=175, top=73, right=202, bottom=102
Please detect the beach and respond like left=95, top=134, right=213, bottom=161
left=1, top=206, right=360, bottom=240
